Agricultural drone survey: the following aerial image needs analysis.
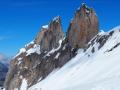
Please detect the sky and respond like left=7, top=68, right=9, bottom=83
left=0, top=0, right=120, bottom=57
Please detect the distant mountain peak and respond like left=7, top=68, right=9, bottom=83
left=0, top=53, right=8, bottom=87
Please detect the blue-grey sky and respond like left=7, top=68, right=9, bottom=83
left=0, top=0, right=120, bottom=57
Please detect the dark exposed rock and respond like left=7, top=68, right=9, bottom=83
left=91, top=47, right=95, bottom=53
left=109, top=31, right=114, bottom=36
left=87, top=34, right=110, bottom=51
left=87, top=30, right=116, bottom=53
left=67, top=3, right=99, bottom=48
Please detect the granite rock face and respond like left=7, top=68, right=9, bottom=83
left=35, top=16, right=64, bottom=52
left=67, top=3, right=99, bottom=48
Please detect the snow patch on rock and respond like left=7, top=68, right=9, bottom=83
left=42, top=25, right=48, bottom=29
left=15, top=48, right=26, bottom=58
left=45, top=39, right=62, bottom=57
left=54, top=53, right=60, bottom=59
left=26, top=44, right=41, bottom=56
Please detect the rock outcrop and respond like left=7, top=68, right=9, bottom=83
left=35, top=16, right=64, bottom=52
left=67, top=3, right=99, bottom=48
left=4, top=17, right=68, bottom=90
left=4, top=3, right=99, bottom=90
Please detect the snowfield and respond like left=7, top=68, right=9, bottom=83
left=19, top=26, right=120, bottom=90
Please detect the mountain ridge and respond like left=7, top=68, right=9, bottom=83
left=28, top=25, right=120, bottom=90
left=5, top=3, right=119, bottom=90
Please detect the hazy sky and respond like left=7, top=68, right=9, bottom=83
left=0, top=0, right=120, bottom=57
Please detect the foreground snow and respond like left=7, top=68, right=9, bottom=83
left=20, top=79, right=28, bottom=90
left=20, top=26, right=120, bottom=90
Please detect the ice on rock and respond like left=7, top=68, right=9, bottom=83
left=25, top=41, right=34, bottom=47
left=53, top=16, right=60, bottom=22
left=15, top=48, right=26, bottom=58
left=54, top=53, right=60, bottom=59
left=26, top=44, right=41, bottom=56
left=42, top=25, right=48, bottom=29
left=45, top=39, right=62, bottom=57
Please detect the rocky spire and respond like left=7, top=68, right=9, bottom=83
left=35, top=16, right=64, bottom=52
left=67, top=3, right=99, bottom=48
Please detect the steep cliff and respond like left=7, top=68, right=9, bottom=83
left=35, top=16, right=64, bottom=52
left=67, top=3, right=99, bottom=48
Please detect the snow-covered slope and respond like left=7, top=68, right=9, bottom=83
left=26, top=26, right=120, bottom=90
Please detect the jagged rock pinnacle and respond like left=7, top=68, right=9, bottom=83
left=67, top=3, right=99, bottom=48
left=35, top=16, right=64, bottom=52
